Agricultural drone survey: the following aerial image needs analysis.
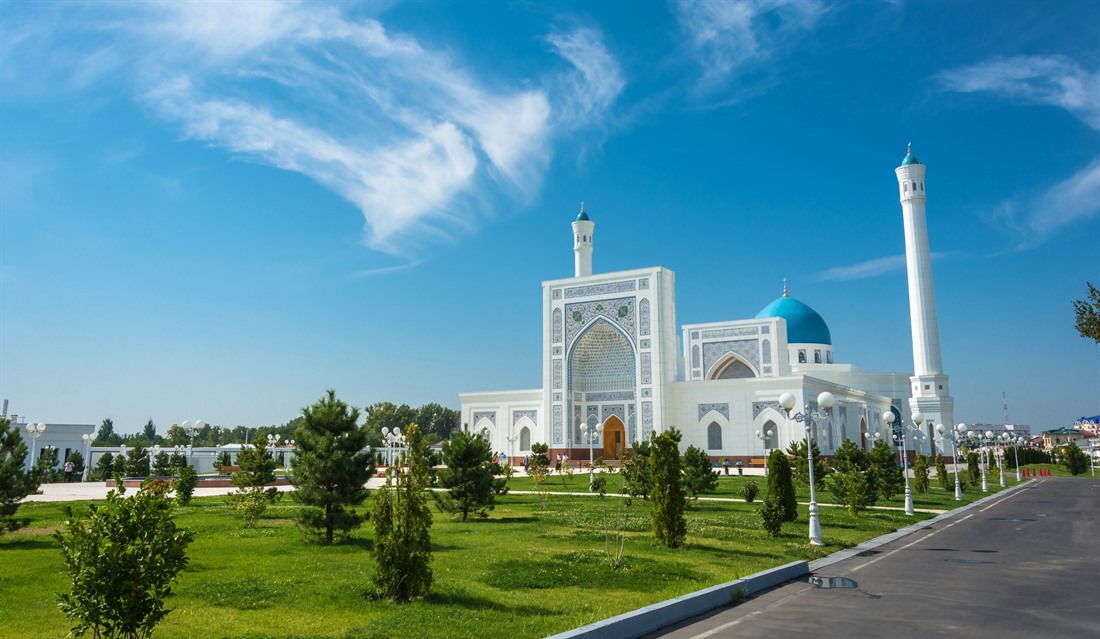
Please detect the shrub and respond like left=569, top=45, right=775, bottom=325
left=935, top=453, right=948, bottom=489
left=1, top=418, right=42, bottom=533
left=621, top=440, right=652, bottom=499
left=89, top=452, right=114, bottom=482
left=786, top=439, right=826, bottom=489
left=650, top=428, right=686, bottom=548
left=528, top=443, right=551, bottom=509
left=435, top=430, right=508, bottom=521
left=54, top=481, right=194, bottom=639
left=373, top=424, right=432, bottom=602
left=174, top=465, right=198, bottom=506
left=758, top=498, right=784, bottom=537
left=1062, top=441, right=1090, bottom=476
left=765, top=449, right=797, bottom=522
left=741, top=480, right=758, bottom=503
left=828, top=439, right=877, bottom=515
left=682, top=445, right=718, bottom=500
left=152, top=452, right=174, bottom=477
left=869, top=440, right=903, bottom=499
left=912, top=453, right=930, bottom=495
left=967, top=452, right=981, bottom=485
left=592, top=474, right=631, bottom=570
left=125, top=445, right=151, bottom=478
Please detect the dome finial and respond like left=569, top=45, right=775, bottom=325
left=783, top=278, right=788, bottom=297
left=907, top=142, right=912, bottom=154
left=575, top=201, right=590, bottom=222
left=580, top=201, right=585, bottom=213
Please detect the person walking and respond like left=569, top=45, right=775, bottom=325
left=63, top=459, right=75, bottom=482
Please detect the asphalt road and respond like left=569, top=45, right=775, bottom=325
left=644, top=477, right=1100, bottom=639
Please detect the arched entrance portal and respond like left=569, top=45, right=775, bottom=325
left=602, top=415, right=626, bottom=460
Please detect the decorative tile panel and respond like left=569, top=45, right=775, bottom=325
left=472, top=411, right=496, bottom=427
left=565, top=297, right=636, bottom=347
left=702, top=340, right=760, bottom=375
left=512, top=410, right=537, bottom=426
left=752, top=401, right=780, bottom=419
left=552, top=308, right=563, bottom=344
left=552, top=359, right=562, bottom=389
left=763, top=366, right=772, bottom=374
left=552, top=406, right=562, bottom=444
left=761, top=325, right=770, bottom=334
left=640, top=352, right=652, bottom=384
left=701, top=327, right=759, bottom=338
left=641, top=401, right=653, bottom=441
left=698, top=403, right=730, bottom=421
left=639, top=278, right=649, bottom=289
left=691, top=345, right=700, bottom=368
left=641, top=388, right=652, bottom=398
left=553, top=345, right=562, bottom=356
left=587, top=405, right=600, bottom=420
left=553, top=392, right=562, bottom=401
left=629, top=410, right=637, bottom=443
left=691, top=331, right=699, bottom=339
left=586, top=391, right=635, bottom=401
left=639, top=298, right=651, bottom=336
left=640, top=338, right=650, bottom=349
left=602, top=404, right=625, bottom=422
left=552, top=289, right=561, bottom=300
left=565, top=281, right=636, bottom=299
left=762, top=339, right=772, bottom=365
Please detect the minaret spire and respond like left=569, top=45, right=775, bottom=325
left=782, top=278, right=788, bottom=297
left=571, top=203, right=595, bottom=278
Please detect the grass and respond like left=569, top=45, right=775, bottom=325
left=0, top=476, right=1015, bottom=639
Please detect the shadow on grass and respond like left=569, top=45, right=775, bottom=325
left=426, top=590, right=555, bottom=616
left=0, top=537, right=57, bottom=551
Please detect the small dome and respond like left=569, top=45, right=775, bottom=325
left=901, top=143, right=920, bottom=166
left=576, top=209, right=590, bottom=221
left=755, top=294, right=832, bottom=345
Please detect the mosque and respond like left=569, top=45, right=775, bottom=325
left=460, top=148, right=954, bottom=465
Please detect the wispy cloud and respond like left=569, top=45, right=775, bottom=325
left=672, top=0, right=826, bottom=92
left=1, top=1, right=624, bottom=256
left=938, top=55, right=1100, bottom=248
left=993, top=158, right=1100, bottom=249
left=937, top=55, right=1100, bottom=129
left=814, top=253, right=951, bottom=282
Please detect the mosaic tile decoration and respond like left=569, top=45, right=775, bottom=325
left=639, top=278, right=649, bottom=289
left=639, top=298, right=650, bottom=336
left=761, top=325, right=770, bottom=334
left=629, top=411, right=637, bottom=443
left=641, top=401, right=653, bottom=440
left=565, top=297, right=636, bottom=347
left=702, top=339, right=760, bottom=376
left=762, top=339, right=772, bottom=365
left=553, top=345, right=562, bottom=356
left=586, top=391, right=635, bottom=401
left=752, top=401, right=781, bottom=419
left=701, top=326, right=759, bottom=338
left=763, top=366, right=772, bottom=374
left=552, top=359, right=562, bottom=389
left=602, top=404, right=625, bottom=422
left=552, top=308, right=563, bottom=344
left=640, top=338, right=650, bottom=349
left=691, top=345, right=700, bottom=368
left=641, top=388, right=652, bottom=398
left=691, top=331, right=699, bottom=339
left=565, top=280, right=636, bottom=299
left=640, top=352, right=652, bottom=384
left=512, top=410, right=538, bottom=426
left=552, top=289, right=561, bottom=300
left=553, top=393, right=562, bottom=401
left=698, top=403, right=730, bottom=421
left=553, top=405, right=562, bottom=444
left=587, top=405, right=600, bottom=420
left=472, top=411, right=496, bottom=427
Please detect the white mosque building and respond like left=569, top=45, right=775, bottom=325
left=460, top=148, right=955, bottom=466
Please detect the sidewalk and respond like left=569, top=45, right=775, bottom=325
left=21, top=477, right=394, bottom=503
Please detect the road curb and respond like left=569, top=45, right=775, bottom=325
left=547, top=479, right=1035, bottom=639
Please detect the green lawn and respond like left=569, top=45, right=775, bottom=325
left=1, top=477, right=1014, bottom=639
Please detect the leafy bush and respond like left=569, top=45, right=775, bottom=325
left=174, top=465, right=198, bottom=506
left=765, top=449, right=797, bottom=522
left=758, top=498, right=784, bottom=537
left=54, top=481, right=194, bottom=639
left=236, top=491, right=269, bottom=528
left=620, top=440, right=652, bottom=499
left=529, top=443, right=551, bottom=509
left=650, top=428, right=686, bottom=548
left=741, top=480, right=758, bottom=503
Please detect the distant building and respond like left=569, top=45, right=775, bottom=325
left=11, top=419, right=96, bottom=470
left=1042, top=427, right=1085, bottom=450
left=969, top=423, right=1032, bottom=440
left=1074, top=416, right=1099, bottom=437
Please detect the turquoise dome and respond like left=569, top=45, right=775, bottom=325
left=901, top=145, right=920, bottom=165
left=576, top=209, right=590, bottom=221
left=755, top=295, right=832, bottom=345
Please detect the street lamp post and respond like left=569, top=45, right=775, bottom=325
left=580, top=423, right=604, bottom=491
left=996, top=433, right=1008, bottom=486
left=755, top=428, right=774, bottom=475
left=885, top=410, right=922, bottom=516
left=966, top=430, right=988, bottom=492
left=935, top=423, right=964, bottom=500
left=381, top=427, right=405, bottom=468
left=26, top=423, right=46, bottom=471
left=779, top=391, right=834, bottom=546
left=283, top=439, right=295, bottom=468
left=182, top=420, right=205, bottom=468
left=81, top=433, right=94, bottom=482
left=151, top=444, right=161, bottom=475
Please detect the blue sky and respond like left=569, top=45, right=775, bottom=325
left=1, top=1, right=1097, bottom=434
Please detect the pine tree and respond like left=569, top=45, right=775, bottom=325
left=373, top=423, right=433, bottom=601
left=650, top=428, right=687, bottom=547
left=828, top=439, right=876, bottom=514
left=291, top=390, right=376, bottom=544
left=681, top=445, right=718, bottom=500
left=766, top=448, right=798, bottom=522
left=913, top=453, right=930, bottom=495
left=1, top=418, right=42, bottom=534
left=1062, top=441, right=1090, bottom=476
left=231, top=436, right=280, bottom=527
left=869, top=439, right=904, bottom=499
left=935, top=453, right=948, bottom=489
left=620, top=439, right=652, bottom=499
left=435, top=430, right=507, bottom=521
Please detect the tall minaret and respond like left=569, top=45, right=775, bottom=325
left=572, top=203, right=595, bottom=278
left=896, top=144, right=954, bottom=446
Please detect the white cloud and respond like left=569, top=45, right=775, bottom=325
left=672, top=0, right=826, bottom=90
left=994, top=157, right=1100, bottom=249
left=937, top=55, right=1100, bottom=130
left=814, top=253, right=951, bottom=282
left=1, top=1, right=624, bottom=256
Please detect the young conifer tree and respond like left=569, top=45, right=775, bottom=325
left=435, top=430, right=507, bottom=521
left=292, top=390, right=376, bottom=544
left=649, top=428, right=686, bottom=548
left=1, top=418, right=42, bottom=534
left=766, top=448, right=798, bottom=522
left=373, top=423, right=433, bottom=601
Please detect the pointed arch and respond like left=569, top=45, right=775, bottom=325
left=707, top=422, right=722, bottom=450
left=567, top=318, right=636, bottom=393
left=707, top=352, right=758, bottom=380
left=602, top=415, right=626, bottom=459
left=519, top=426, right=531, bottom=451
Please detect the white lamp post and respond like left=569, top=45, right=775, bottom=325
left=755, top=428, right=774, bottom=475
left=182, top=420, right=205, bottom=468
left=151, top=444, right=161, bottom=475
left=779, top=391, right=834, bottom=546
left=381, top=426, right=405, bottom=468
left=935, top=424, right=963, bottom=500
left=967, top=430, right=988, bottom=492
left=283, top=438, right=295, bottom=468
left=996, top=433, right=1009, bottom=486
left=81, top=432, right=94, bottom=481
left=580, top=422, right=604, bottom=491
left=26, top=422, right=46, bottom=471
left=885, top=410, right=921, bottom=516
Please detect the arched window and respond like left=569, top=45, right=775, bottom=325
left=920, top=182, right=924, bottom=191
left=904, top=183, right=908, bottom=193
left=762, top=339, right=771, bottom=365
left=798, top=350, right=807, bottom=363
left=912, top=181, right=916, bottom=190
left=520, top=426, right=531, bottom=450
left=707, top=422, right=722, bottom=450
left=763, top=420, right=779, bottom=449
left=814, top=349, right=822, bottom=363
left=692, top=344, right=700, bottom=368
left=826, top=351, right=833, bottom=364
